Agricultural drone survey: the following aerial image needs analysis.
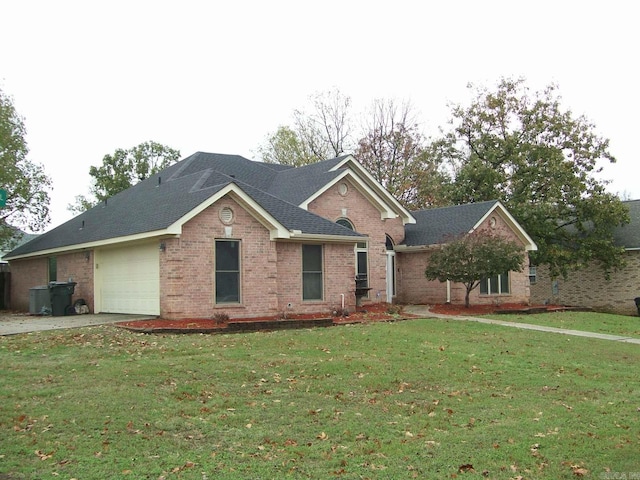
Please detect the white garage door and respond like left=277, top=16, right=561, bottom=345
left=97, top=242, right=160, bottom=315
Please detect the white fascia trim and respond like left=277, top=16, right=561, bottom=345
left=5, top=230, right=178, bottom=261
left=8, top=185, right=300, bottom=261
left=474, top=201, right=538, bottom=251
left=299, top=164, right=415, bottom=224
left=168, top=183, right=291, bottom=240
left=394, top=244, right=440, bottom=253
left=298, top=168, right=351, bottom=211
left=330, top=155, right=416, bottom=224
left=286, top=233, right=369, bottom=244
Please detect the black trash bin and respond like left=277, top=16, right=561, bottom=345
left=49, top=282, right=77, bottom=316
left=635, top=297, right=640, bottom=316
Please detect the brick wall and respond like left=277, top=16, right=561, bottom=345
left=9, top=257, right=49, bottom=311
left=307, top=177, right=405, bottom=305
left=396, top=211, right=531, bottom=306
left=530, top=251, right=640, bottom=316
left=158, top=194, right=365, bottom=320
left=275, top=242, right=356, bottom=315
left=159, top=196, right=279, bottom=319
left=9, top=252, right=95, bottom=313
left=56, top=251, right=95, bottom=312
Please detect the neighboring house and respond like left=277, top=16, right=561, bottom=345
left=1, top=230, right=38, bottom=309
left=5, top=152, right=536, bottom=319
left=530, top=199, right=640, bottom=316
left=0, top=230, right=38, bottom=264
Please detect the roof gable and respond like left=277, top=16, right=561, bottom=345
left=6, top=153, right=365, bottom=259
left=402, top=200, right=537, bottom=251
left=271, top=154, right=415, bottom=225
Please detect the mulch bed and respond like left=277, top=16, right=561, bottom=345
left=117, top=303, right=404, bottom=334
left=428, top=303, right=590, bottom=316
left=116, top=302, right=586, bottom=334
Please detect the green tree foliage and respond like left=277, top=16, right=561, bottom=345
left=257, top=125, right=320, bottom=167
left=430, top=78, right=628, bottom=278
left=356, top=99, right=450, bottom=209
left=424, top=231, right=525, bottom=307
left=258, top=88, right=353, bottom=166
left=0, top=88, right=51, bottom=248
left=69, top=141, right=180, bottom=213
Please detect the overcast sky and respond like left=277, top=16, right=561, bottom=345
left=2, top=0, right=638, bottom=231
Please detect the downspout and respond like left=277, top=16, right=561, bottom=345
left=340, top=293, right=345, bottom=310
left=446, top=280, right=451, bottom=304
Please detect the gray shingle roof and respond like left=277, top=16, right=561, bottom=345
left=6, top=152, right=362, bottom=258
left=403, top=201, right=499, bottom=247
left=266, top=156, right=348, bottom=205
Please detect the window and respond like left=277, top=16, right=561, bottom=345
left=215, top=240, right=240, bottom=303
left=302, top=244, right=323, bottom=300
left=480, top=272, right=510, bottom=295
left=48, top=256, right=57, bottom=282
left=336, top=218, right=368, bottom=290
left=529, top=266, right=537, bottom=285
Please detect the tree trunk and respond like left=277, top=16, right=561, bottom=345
left=464, top=287, right=471, bottom=308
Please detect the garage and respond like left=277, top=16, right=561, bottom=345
left=96, top=242, right=160, bottom=315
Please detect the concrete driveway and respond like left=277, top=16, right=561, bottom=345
left=0, top=312, right=156, bottom=336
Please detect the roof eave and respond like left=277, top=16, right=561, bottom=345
left=394, top=244, right=440, bottom=252
left=5, top=229, right=181, bottom=261
left=286, top=232, right=369, bottom=244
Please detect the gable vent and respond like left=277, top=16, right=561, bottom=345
left=219, top=207, right=234, bottom=225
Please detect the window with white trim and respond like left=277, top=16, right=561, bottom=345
left=215, top=240, right=240, bottom=303
left=302, top=244, right=323, bottom=300
left=336, top=218, right=368, bottom=291
left=480, top=272, right=510, bottom=295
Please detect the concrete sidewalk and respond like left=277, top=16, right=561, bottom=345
left=404, top=305, right=640, bottom=345
left=0, top=313, right=156, bottom=336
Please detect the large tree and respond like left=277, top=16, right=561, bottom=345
left=0, top=88, right=52, bottom=248
left=356, top=98, right=450, bottom=209
left=257, top=125, right=320, bottom=167
left=69, top=141, right=180, bottom=213
left=425, top=231, right=525, bottom=307
left=258, top=88, right=354, bottom=166
left=430, top=78, right=628, bottom=278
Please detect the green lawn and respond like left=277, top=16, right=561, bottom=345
left=482, top=310, right=640, bottom=339
left=1, top=317, right=638, bottom=479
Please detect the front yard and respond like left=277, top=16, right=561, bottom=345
left=1, top=314, right=638, bottom=479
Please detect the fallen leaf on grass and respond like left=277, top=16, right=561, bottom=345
left=458, top=463, right=475, bottom=473
left=570, top=464, right=589, bottom=476
left=35, top=449, right=53, bottom=461
left=171, top=461, right=195, bottom=473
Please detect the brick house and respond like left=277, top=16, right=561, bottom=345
left=5, top=152, right=536, bottom=319
left=530, top=199, right=640, bottom=316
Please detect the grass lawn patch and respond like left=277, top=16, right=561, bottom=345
left=483, top=311, right=640, bottom=339
left=1, top=318, right=639, bottom=479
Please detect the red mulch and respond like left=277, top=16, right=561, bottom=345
left=117, top=302, right=401, bottom=333
left=428, top=303, right=574, bottom=316
left=116, top=302, right=570, bottom=333
left=428, top=303, right=529, bottom=316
